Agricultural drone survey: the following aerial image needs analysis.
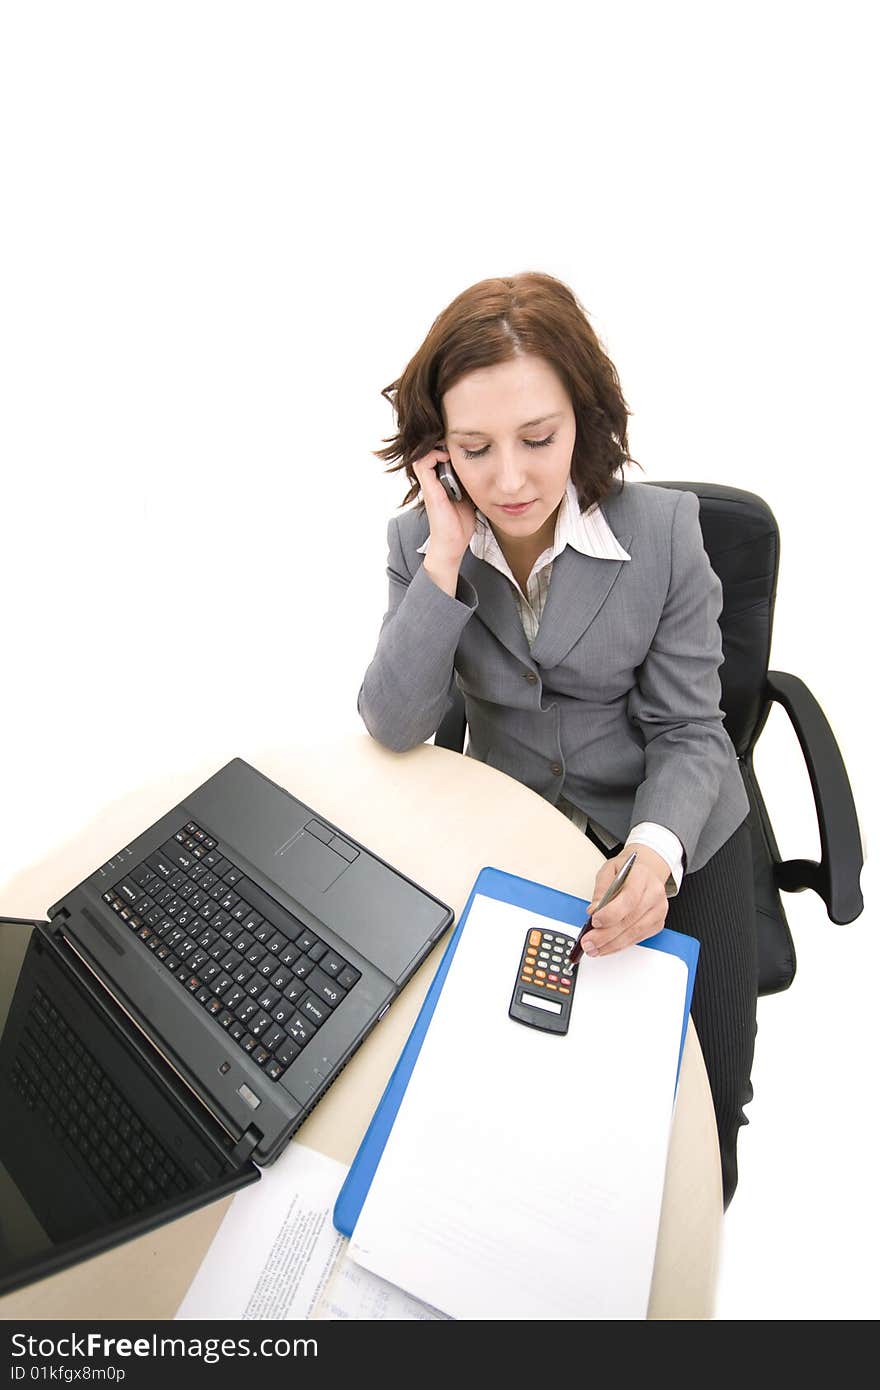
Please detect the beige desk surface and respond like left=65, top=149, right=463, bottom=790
left=0, top=735, right=722, bottom=1321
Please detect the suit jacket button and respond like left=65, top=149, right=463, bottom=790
left=550, top=763, right=563, bottom=776
left=524, top=671, right=538, bottom=683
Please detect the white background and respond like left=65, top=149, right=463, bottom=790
left=1, top=1, right=876, bottom=1319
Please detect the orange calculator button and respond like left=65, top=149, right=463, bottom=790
left=528, top=930, right=542, bottom=948
left=535, top=969, right=546, bottom=979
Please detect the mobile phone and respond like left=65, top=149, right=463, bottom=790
left=508, top=927, right=579, bottom=1035
left=434, top=447, right=463, bottom=503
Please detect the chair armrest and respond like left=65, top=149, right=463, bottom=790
left=766, top=670, right=864, bottom=923
left=433, top=688, right=466, bottom=753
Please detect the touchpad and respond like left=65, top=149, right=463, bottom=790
left=274, top=830, right=348, bottom=893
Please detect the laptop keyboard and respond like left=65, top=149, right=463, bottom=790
left=10, top=987, right=193, bottom=1219
left=102, top=820, right=361, bottom=1083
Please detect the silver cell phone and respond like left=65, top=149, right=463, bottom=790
left=435, top=452, right=463, bottom=503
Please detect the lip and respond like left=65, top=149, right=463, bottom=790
left=497, top=501, right=536, bottom=515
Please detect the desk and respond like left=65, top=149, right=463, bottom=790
left=0, top=734, right=722, bottom=1320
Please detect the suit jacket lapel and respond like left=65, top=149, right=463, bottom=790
left=459, top=550, right=534, bottom=666
left=529, top=537, right=633, bottom=669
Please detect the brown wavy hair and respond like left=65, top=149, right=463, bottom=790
left=374, top=271, right=639, bottom=511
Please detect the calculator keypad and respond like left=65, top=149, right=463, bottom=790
left=520, top=929, right=575, bottom=996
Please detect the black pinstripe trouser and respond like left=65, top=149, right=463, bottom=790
left=585, top=817, right=759, bottom=1210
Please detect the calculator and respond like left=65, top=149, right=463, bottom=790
left=508, top=927, right=579, bottom=1035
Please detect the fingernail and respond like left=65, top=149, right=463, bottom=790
left=583, top=941, right=598, bottom=957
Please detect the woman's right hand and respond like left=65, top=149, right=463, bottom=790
left=411, top=445, right=477, bottom=572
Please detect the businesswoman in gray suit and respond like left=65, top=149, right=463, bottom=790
left=358, top=272, right=758, bottom=1209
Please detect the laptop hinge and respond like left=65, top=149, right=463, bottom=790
left=47, top=905, right=69, bottom=924
left=232, top=1125, right=261, bottom=1165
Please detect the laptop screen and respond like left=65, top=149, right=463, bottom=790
left=0, top=919, right=256, bottom=1298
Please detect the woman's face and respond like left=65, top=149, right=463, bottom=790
left=441, top=353, right=577, bottom=548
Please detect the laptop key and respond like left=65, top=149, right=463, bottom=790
left=305, top=967, right=345, bottom=1009
left=265, top=1060, right=283, bottom=1080
left=299, top=993, right=330, bottom=1027
left=249, top=1012, right=272, bottom=1039
left=163, top=841, right=196, bottom=873
left=295, top=930, right=317, bottom=953
left=146, top=853, right=176, bottom=881
left=262, top=1026, right=286, bottom=1052
left=286, top=1013, right=315, bottom=1047
left=337, top=966, right=361, bottom=991
left=321, top=953, right=344, bottom=977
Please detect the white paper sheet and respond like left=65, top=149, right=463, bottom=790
left=347, top=893, right=688, bottom=1320
left=175, top=1140, right=445, bottom=1321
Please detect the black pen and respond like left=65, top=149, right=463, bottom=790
left=568, top=850, right=639, bottom=966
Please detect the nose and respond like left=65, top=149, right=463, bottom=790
left=493, top=446, right=529, bottom=498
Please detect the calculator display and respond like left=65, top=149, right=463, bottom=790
left=520, top=992, right=562, bottom=1014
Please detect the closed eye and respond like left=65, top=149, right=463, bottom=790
left=461, top=433, right=556, bottom=461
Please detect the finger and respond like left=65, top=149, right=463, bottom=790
left=589, top=894, right=669, bottom=956
left=587, top=883, right=653, bottom=951
left=588, top=857, right=620, bottom=907
left=589, top=877, right=645, bottom=933
left=411, top=455, right=442, bottom=494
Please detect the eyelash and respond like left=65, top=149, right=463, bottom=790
left=460, top=433, right=556, bottom=461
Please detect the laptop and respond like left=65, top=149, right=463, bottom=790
left=0, top=756, right=454, bottom=1298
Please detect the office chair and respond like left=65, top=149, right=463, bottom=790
left=433, top=481, right=864, bottom=997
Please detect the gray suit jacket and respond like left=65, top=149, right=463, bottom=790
left=357, top=480, right=748, bottom=875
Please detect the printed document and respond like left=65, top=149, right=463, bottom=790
left=175, top=1141, right=446, bottom=1320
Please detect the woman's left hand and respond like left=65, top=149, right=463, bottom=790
left=577, top=844, right=671, bottom=957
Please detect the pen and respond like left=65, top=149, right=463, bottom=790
left=568, top=850, right=639, bottom=966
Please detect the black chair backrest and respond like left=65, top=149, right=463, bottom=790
left=646, top=482, right=780, bottom=757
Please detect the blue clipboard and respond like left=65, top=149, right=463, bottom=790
left=334, top=865, right=700, bottom=1238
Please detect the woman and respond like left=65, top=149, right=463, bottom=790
left=358, top=271, right=758, bottom=1209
